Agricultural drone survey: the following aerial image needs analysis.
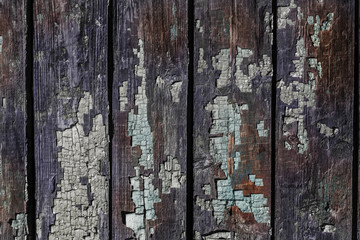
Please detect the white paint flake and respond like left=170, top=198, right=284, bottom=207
left=212, top=49, right=231, bottom=88
left=277, top=0, right=297, bottom=29
left=50, top=92, right=109, bottom=239
left=11, top=213, right=27, bottom=240
left=256, top=121, right=268, bottom=137
left=317, top=123, right=338, bottom=137
left=170, top=81, right=183, bottom=103
left=158, top=156, right=186, bottom=194
left=119, top=81, right=128, bottom=111
left=264, top=12, right=273, bottom=45
left=279, top=38, right=318, bottom=154
left=197, top=48, right=208, bottom=73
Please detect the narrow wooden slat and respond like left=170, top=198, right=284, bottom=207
left=0, top=0, right=28, bottom=238
left=193, top=0, right=273, bottom=238
left=33, top=1, right=109, bottom=238
left=275, top=1, right=354, bottom=238
left=112, top=0, right=188, bottom=239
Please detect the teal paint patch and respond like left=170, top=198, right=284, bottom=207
left=128, top=39, right=154, bottom=169
left=204, top=96, right=270, bottom=225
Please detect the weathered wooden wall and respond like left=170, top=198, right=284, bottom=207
left=112, top=0, right=188, bottom=239
left=0, top=0, right=28, bottom=239
left=0, top=0, right=360, bottom=239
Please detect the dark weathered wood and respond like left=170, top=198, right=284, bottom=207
left=112, top=0, right=188, bottom=239
left=193, top=0, right=273, bottom=238
left=34, top=0, right=109, bottom=239
left=276, top=1, right=354, bottom=239
left=0, top=0, right=28, bottom=238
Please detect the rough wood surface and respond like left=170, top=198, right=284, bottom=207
left=112, top=0, right=188, bottom=239
left=193, top=0, right=273, bottom=238
left=0, top=0, right=28, bottom=238
left=33, top=0, right=109, bottom=239
left=275, top=0, right=354, bottom=239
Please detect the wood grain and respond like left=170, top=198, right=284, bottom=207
left=193, top=0, right=273, bottom=238
left=275, top=0, right=354, bottom=239
left=112, top=0, right=188, bottom=239
left=0, top=0, right=28, bottom=238
left=33, top=0, right=109, bottom=239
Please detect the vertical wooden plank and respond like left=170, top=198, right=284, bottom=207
left=34, top=0, right=109, bottom=239
left=112, top=0, right=188, bottom=239
left=193, top=0, right=273, bottom=238
left=0, top=0, right=28, bottom=238
left=276, top=0, right=354, bottom=239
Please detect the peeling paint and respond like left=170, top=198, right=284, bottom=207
left=11, top=213, right=27, bottom=240
left=49, top=92, right=109, bottom=239
left=317, top=123, right=338, bottom=137
left=128, top=39, right=154, bottom=169
left=308, top=13, right=334, bottom=47
left=170, top=81, right=182, bottom=103
left=322, top=224, right=336, bottom=233
left=196, top=20, right=204, bottom=33
left=203, top=232, right=232, bottom=239
left=277, top=0, right=297, bottom=29
left=264, top=12, right=273, bottom=45
left=290, top=38, right=305, bottom=78
left=0, top=36, right=2, bottom=53
left=212, top=49, right=231, bottom=88
left=159, top=156, right=186, bottom=193
left=197, top=48, right=208, bottom=73
left=119, top=81, right=128, bottom=111
left=256, top=121, right=268, bottom=138
left=202, top=184, right=211, bottom=195
left=156, top=76, right=165, bottom=88
left=308, top=58, right=322, bottom=77
left=279, top=38, right=316, bottom=154
left=203, top=96, right=270, bottom=225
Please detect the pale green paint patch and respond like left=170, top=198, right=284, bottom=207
left=204, top=96, right=270, bottom=225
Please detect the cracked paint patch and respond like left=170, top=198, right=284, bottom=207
left=159, top=156, right=186, bottom=194
left=50, top=92, right=109, bottom=239
left=128, top=39, right=154, bottom=169
left=125, top=39, right=185, bottom=239
left=277, top=0, right=297, bottom=29
left=235, top=48, right=272, bottom=92
left=11, top=213, right=27, bottom=240
left=170, top=81, right=182, bottom=103
left=264, top=12, right=273, bottom=45
left=307, top=13, right=334, bottom=47
left=119, top=81, right=128, bottom=111
left=256, top=121, right=268, bottom=138
left=197, top=48, right=208, bottom=73
left=203, top=232, right=232, bottom=239
left=279, top=38, right=317, bottom=154
left=317, top=123, right=338, bottom=137
left=212, top=49, right=231, bottom=88
left=308, top=58, right=322, bottom=77
left=196, top=20, right=204, bottom=33
left=202, top=96, right=270, bottom=225
left=212, top=47, right=272, bottom=91
left=202, top=184, right=211, bottom=195
left=290, top=38, right=305, bottom=78
left=156, top=76, right=165, bottom=88
left=322, top=224, right=336, bottom=233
